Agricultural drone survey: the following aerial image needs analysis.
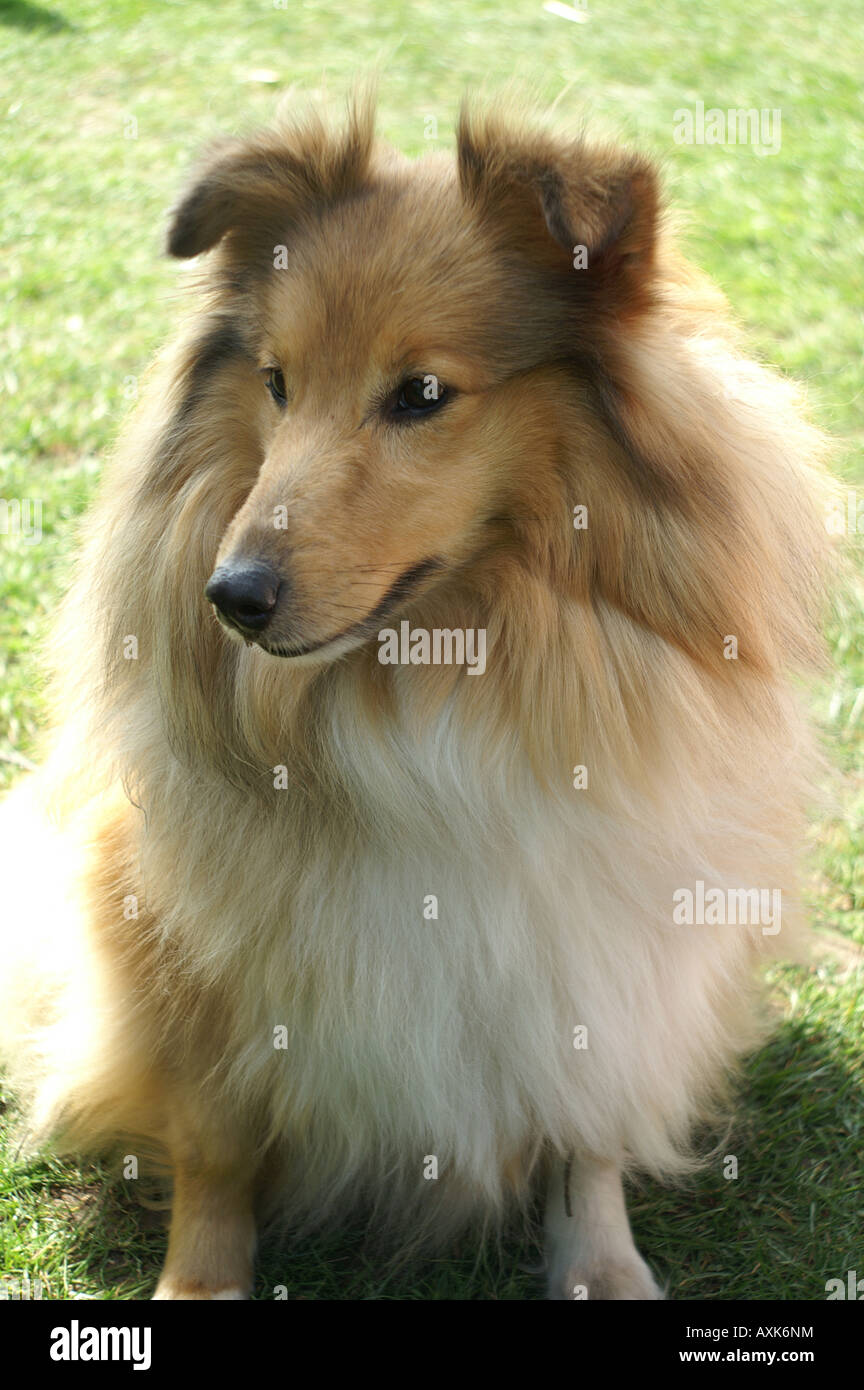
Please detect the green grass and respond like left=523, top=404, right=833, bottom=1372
left=0, top=0, right=862, bottom=1300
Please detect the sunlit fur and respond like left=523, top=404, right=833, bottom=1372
left=0, top=91, right=833, bottom=1286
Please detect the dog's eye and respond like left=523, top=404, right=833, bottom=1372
left=264, top=367, right=288, bottom=407
left=393, top=375, right=448, bottom=418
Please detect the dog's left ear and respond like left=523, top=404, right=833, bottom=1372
left=457, top=101, right=659, bottom=312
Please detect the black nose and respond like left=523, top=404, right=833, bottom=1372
left=205, top=561, right=280, bottom=632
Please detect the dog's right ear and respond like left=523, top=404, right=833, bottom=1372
left=167, top=138, right=274, bottom=258
left=167, top=97, right=377, bottom=259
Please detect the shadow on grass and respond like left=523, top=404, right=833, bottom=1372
left=630, top=1012, right=862, bottom=1302
left=0, top=0, right=71, bottom=32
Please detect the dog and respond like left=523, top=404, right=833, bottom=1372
left=0, top=91, right=833, bottom=1300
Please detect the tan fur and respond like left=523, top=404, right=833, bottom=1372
left=0, top=90, right=833, bottom=1299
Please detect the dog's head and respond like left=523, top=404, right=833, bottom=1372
left=165, top=92, right=668, bottom=666
left=150, top=90, right=827, bottom=711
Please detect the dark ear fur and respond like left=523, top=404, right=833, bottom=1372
left=456, top=99, right=659, bottom=309
left=166, top=93, right=377, bottom=259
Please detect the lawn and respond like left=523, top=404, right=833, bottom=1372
left=0, top=0, right=861, bottom=1299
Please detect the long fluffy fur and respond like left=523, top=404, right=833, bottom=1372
left=0, top=91, right=833, bottom=1258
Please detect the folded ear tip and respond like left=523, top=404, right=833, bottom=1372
left=165, top=219, right=196, bottom=258
left=165, top=135, right=246, bottom=258
left=165, top=185, right=224, bottom=259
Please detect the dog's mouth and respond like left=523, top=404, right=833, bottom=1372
left=252, top=556, right=444, bottom=660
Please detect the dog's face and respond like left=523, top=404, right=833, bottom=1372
left=167, top=98, right=658, bottom=664
left=204, top=174, right=533, bottom=663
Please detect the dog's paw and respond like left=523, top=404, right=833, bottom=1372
left=548, top=1255, right=664, bottom=1301
left=152, top=1278, right=249, bottom=1301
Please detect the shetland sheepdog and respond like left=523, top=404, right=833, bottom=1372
left=0, top=91, right=832, bottom=1299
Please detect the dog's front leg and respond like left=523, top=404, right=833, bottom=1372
left=152, top=1157, right=258, bottom=1301
left=543, top=1152, right=663, bottom=1300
